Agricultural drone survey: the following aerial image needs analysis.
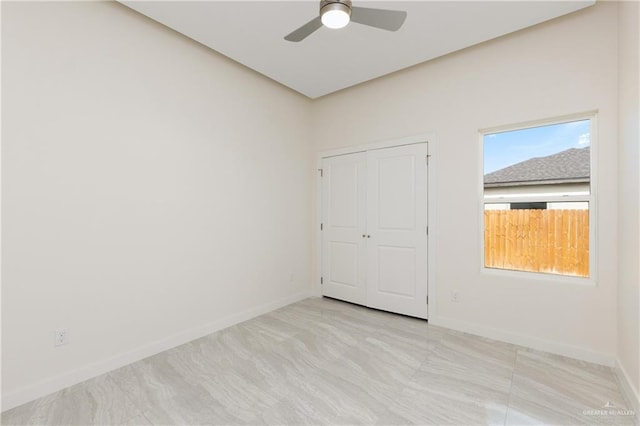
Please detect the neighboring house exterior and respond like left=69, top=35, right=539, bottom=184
left=484, top=147, right=590, bottom=210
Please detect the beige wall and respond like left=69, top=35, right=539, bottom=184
left=484, top=182, right=590, bottom=211
left=1, top=1, right=312, bottom=408
left=617, top=0, right=640, bottom=406
left=484, top=182, right=589, bottom=197
left=312, top=3, right=619, bottom=363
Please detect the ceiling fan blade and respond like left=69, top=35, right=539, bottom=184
left=350, top=7, right=407, bottom=31
left=284, top=16, right=323, bottom=42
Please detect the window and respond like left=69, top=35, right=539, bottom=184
left=510, top=202, right=547, bottom=210
left=482, top=116, right=594, bottom=279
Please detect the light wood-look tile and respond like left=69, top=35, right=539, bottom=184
left=2, top=297, right=636, bottom=426
left=2, top=375, right=140, bottom=426
left=506, top=349, right=637, bottom=425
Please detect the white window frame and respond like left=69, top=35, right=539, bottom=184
left=479, top=112, right=597, bottom=285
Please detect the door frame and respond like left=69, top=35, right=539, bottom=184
left=315, top=133, right=437, bottom=321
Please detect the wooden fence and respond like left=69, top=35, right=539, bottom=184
left=484, top=209, right=589, bottom=277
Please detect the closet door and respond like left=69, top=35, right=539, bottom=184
left=321, top=153, right=367, bottom=305
left=366, top=144, right=428, bottom=319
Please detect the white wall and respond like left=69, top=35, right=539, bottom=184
left=616, top=0, right=640, bottom=408
left=312, top=2, right=619, bottom=364
left=1, top=2, right=312, bottom=409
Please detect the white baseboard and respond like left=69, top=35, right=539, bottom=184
left=1, top=290, right=311, bottom=412
left=429, top=315, right=616, bottom=367
left=615, top=358, right=640, bottom=416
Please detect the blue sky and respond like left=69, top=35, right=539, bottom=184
left=484, top=119, right=590, bottom=174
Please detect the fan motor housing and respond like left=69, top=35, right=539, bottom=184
left=320, top=0, right=353, bottom=16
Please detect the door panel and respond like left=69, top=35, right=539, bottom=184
left=329, top=242, right=358, bottom=287
left=378, top=155, right=416, bottom=230
left=329, top=164, right=359, bottom=228
left=366, top=144, right=428, bottom=318
left=321, top=153, right=367, bottom=305
left=377, top=246, right=416, bottom=297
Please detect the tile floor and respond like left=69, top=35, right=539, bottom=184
left=2, top=297, right=637, bottom=425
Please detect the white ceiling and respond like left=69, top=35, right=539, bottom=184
left=121, top=1, right=594, bottom=99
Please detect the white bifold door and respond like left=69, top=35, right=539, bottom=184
left=321, top=143, right=428, bottom=319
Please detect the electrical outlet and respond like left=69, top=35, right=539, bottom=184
left=451, top=291, right=460, bottom=303
left=289, top=272, right=294, bottom=282
left=54, top=329, right=68, bottom=347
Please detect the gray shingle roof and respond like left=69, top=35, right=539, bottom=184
left=484, top=147, right=590, bottom=187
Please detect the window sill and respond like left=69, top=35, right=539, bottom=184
left=481, top=266, right=597, bottom=287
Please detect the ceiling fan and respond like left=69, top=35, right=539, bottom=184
left=284, top=0, right=407, bottom=42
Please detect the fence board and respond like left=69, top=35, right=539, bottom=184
left=484, top=209, right=589, bottom=277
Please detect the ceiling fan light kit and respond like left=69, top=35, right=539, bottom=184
left=284, top=0, right=407, bottom=42
left=320, top=0, right=352, bottom=29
